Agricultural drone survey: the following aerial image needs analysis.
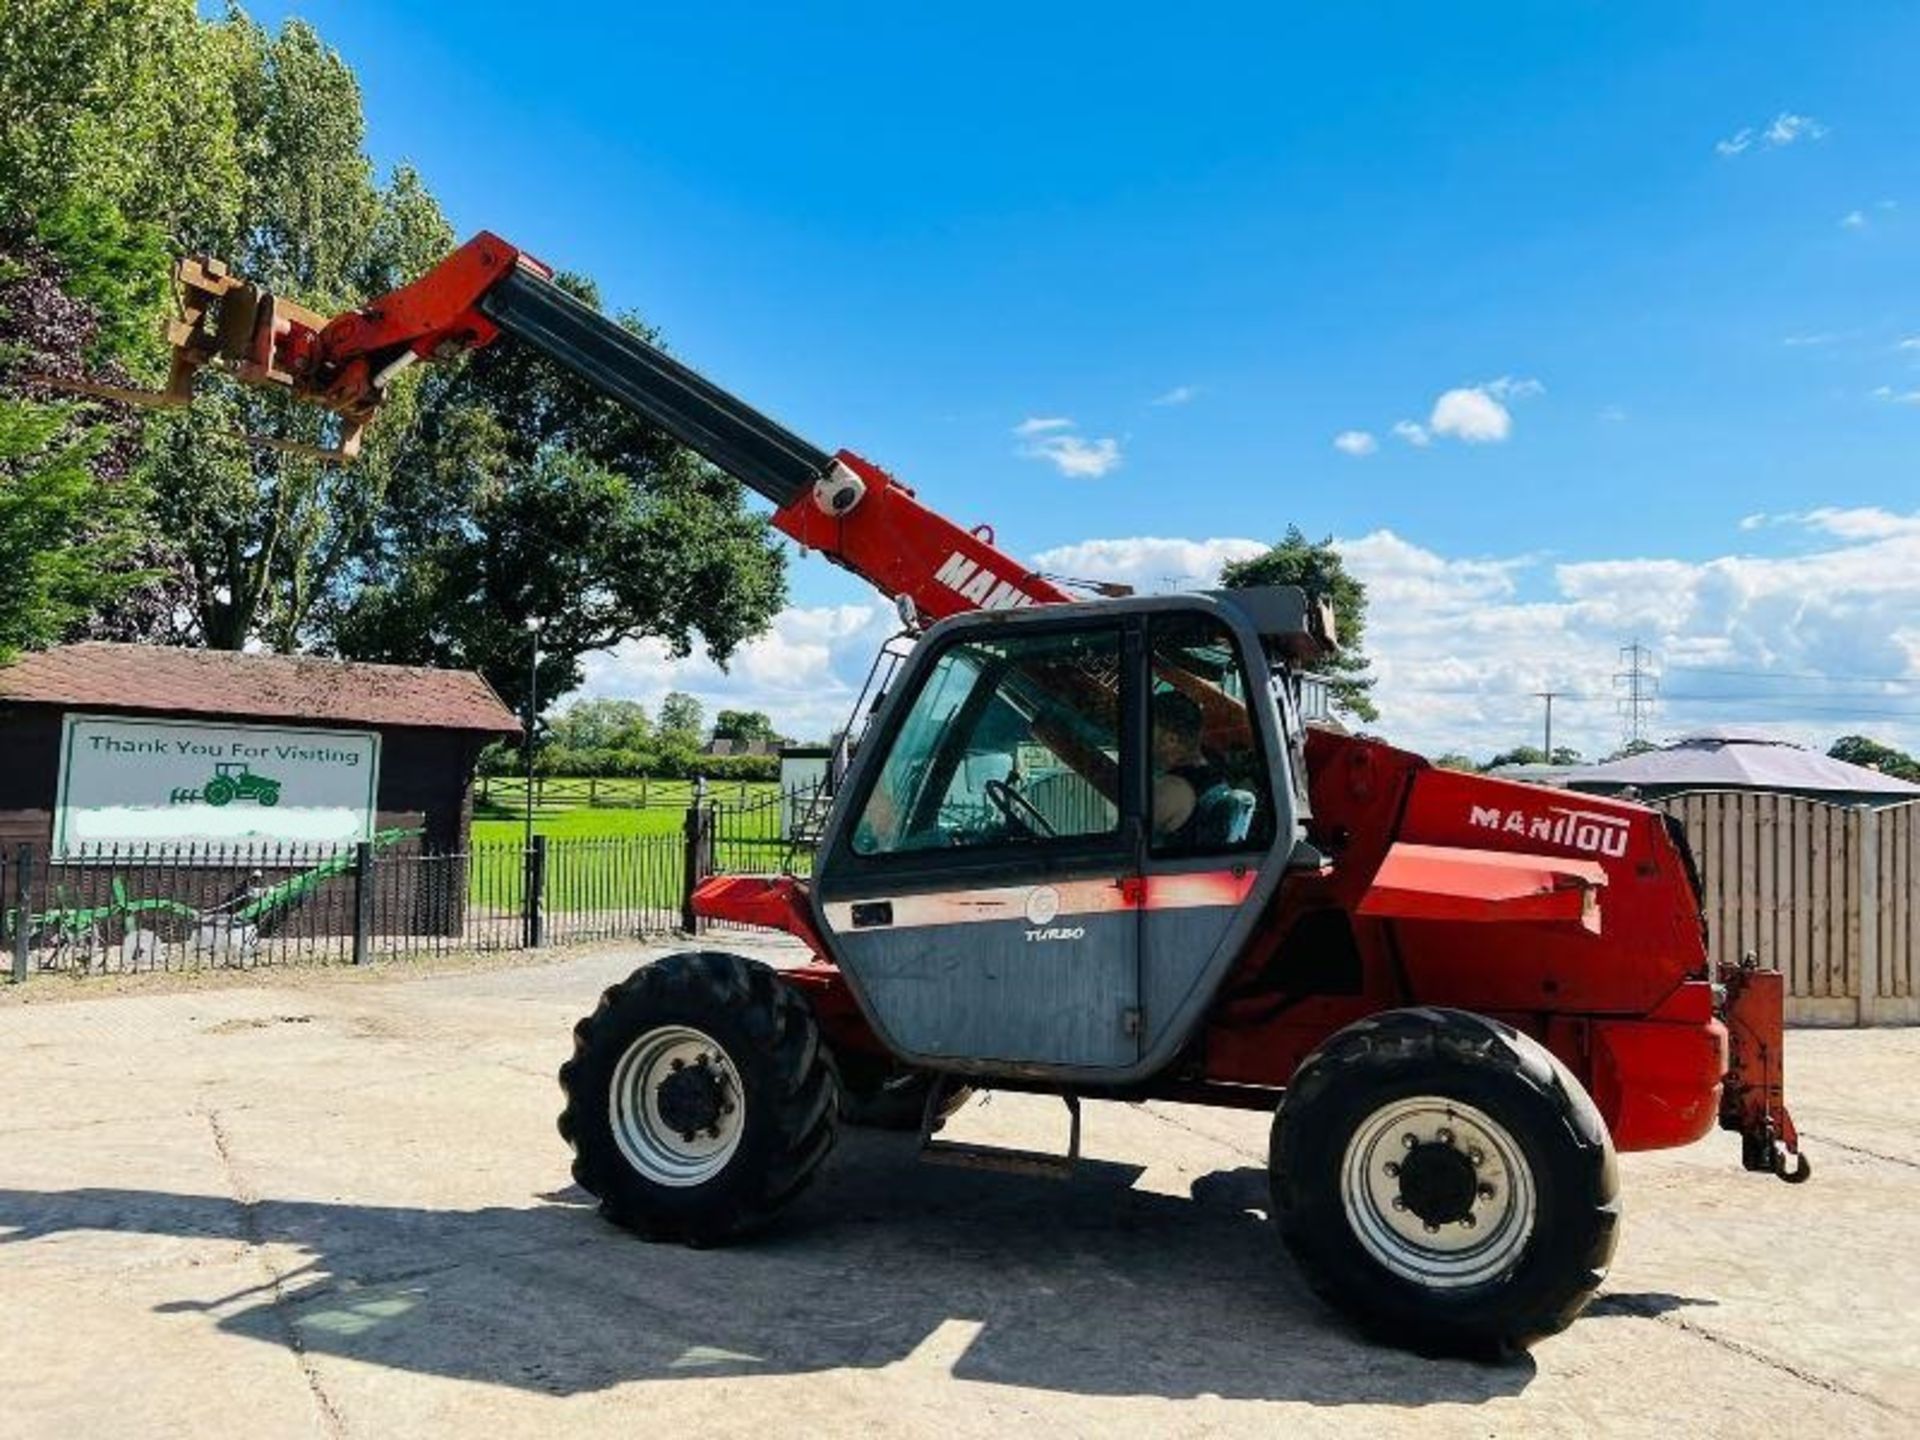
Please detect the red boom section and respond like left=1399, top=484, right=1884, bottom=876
left=773, top=451, right=1071, bottom=621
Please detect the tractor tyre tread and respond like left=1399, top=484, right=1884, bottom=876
left=557, top=950, right=837, bottom=1245
left=1269, top=1006, right=1619, bottom=1358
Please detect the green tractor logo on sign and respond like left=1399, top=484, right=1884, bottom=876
left=200, top=762, right=281, bottom=808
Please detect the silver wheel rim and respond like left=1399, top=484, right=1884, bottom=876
left=609, top=1025, right=745, bottom=1187
left=1339, top=1095, right=1536, bottom=1289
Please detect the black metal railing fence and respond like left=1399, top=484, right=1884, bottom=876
left=3, top=780, right=840, bottom=981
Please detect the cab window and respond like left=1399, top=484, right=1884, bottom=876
left=1148, top=615, right=1272, bottom=855
left=852, top=628, right=1122, bottom=856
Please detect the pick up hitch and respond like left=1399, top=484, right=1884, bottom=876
left=1719, top=959, right=1812, bottom=1184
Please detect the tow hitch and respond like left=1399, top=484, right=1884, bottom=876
left=1719, top=959, right=1812, bottom=1184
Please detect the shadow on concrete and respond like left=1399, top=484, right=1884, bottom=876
left=0, top=1133, right=1604, bottom=1403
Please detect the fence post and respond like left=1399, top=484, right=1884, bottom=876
left=681, top=777, right=709, bottom=934
left=524, top=834, right=547, bottom=949
left=11, top=845, right=31, bottom=983
left=350, top=840, right=373, bottom=965
left=1857, top=804, right=1880, bottom=1026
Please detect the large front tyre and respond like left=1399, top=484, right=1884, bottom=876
left=559, top=951, right=837, bottom=1245
left=1270, top=1007, right=1619, bottom=1357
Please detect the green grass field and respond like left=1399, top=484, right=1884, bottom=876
left=466, top=778, right=797, bottom=912
left=470, top=804, right=690, bottom=845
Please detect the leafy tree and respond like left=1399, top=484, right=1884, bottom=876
left=0, top=399, right=146, bottom=659
left=1486, top=744, right=1584, bottom=769
left=324, top=272, right=787, bottom=716
left=0, top=235, right=151, bottom=659
left=1829, top=735, right=1920, bottom=783
left=1429, top=751, right=1481, bottom=772
left=128, top=16, right=457, bottom=650
left=658, top=692, right=705, bottom=741
left=548, top=698, right=654, bottom=754
left=1218, top=526, right=1377, bottom=722
left=713, top=709, right=781, bottom=746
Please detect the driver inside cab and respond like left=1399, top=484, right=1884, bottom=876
left=1151, top=689, right=1228, bottom=848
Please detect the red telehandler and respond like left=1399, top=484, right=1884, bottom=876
left=113, top=233, right=1807, bottom=1355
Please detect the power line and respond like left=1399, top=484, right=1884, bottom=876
left=1667, top=664, right=1920, bottom=687
left=1613, top=640, right=1660, bottom=747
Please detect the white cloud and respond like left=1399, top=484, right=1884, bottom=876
left=576, top=512, right=1920, bottom=761
left=1043, top=516, right=1920, bottom=760
left=1896, top=337, right=1920, bottom=352
left=578, top=602, right=897, bottom=743
left=1150, top=384, right=1199, bottom=407
left=1013, top=416, right=1073, bottom=436
left=1429, top=386, right=1513, bottom=443
left=1028, top=536, right=1270, bottom=594
left=1390, top=419, right=1431, bottom=447
left=1024, top=432, right=1122, bottom=477
left=1783, top=507, right=1920, bottom=541
left=1717, top=112, right=1827, bottom=157
left=1841, top=209, right=1868, bottom=230
left=1782, top=333, right=1837, bottom=347
left=1872, top=384, right=1920, bottom=405
left=1012, top=417, right=1123, bottom=476
left=1332, top=429, right=1377, bottom=456
left=1765, top=112, right=1826, bottom=146
left=1483, top=375, right=1545, bottom=402
left=1598, top=404, right=1628, bottom=423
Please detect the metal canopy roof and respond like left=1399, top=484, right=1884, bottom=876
left=1560, top=734, right=1920, bottom=796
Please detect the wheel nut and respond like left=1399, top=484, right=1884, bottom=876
left=719, top=1102, right=734, bottom=1115
left=1391, top=1197, right=1407, bottom=1211
left=1477, top=1182, right=1496, bottom=1200
left=1437, top=1127, right=1454, bottom=1146
left=680, top=1131, right=696, bottom=1144
left=669, top=1058, right=684, bottom=1071
left=1461, top=1214, right=1476, bottom=1230
left=695, top=1053, right=710, bottom=1067
left=1467, top=1147, right=1484, bottom=1167
left=1402, top=1133, right=1417, bottom=1149
left=1383, top=1161, right=1400, bottom=1178
left=707, top=1125, right=721, bottom=1139
left=1423, top=1222, right=1440, bottom=1235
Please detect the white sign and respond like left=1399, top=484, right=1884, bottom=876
left=54, top=714, right=381, bottom=861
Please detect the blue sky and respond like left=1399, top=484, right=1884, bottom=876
left=248, top=2, right=1920, bottom=759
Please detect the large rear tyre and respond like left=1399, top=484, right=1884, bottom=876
left=559, top=951, right=836, bottom=1244
left=1270, top=1007, right=1619, bottom=1356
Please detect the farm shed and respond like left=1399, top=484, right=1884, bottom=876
left=0, top=642, right=520, bottom=857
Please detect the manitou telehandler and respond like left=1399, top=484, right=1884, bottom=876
left=88, top=233, right=1808, bottom=1355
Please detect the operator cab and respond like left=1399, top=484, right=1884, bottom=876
left=811, top=587, right=1331, bottom=1082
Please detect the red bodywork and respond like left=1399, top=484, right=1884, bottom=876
left=161, top=230, right=1800, bottom=1173
left=696, top=730, right=1797, bottom=1163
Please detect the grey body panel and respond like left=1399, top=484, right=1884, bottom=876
left=811, top=593, right=1307, bottom=1087
left=829, top=905, right=1137, bottom=1068
left=1138, top=859, right=1252, bottom=1057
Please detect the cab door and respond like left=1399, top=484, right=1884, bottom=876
left=812, top=619, right=1142, bottom=1072
left=1136, top=611, right=1285, bottom=1058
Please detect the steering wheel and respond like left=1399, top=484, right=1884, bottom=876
left=983, top=778, right=1057, bottom=838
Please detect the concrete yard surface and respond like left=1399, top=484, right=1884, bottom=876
left=2, top=942, right=1916, bottom=1438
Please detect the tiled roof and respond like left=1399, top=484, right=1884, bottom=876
left=0, top=643, right=521, bottom=736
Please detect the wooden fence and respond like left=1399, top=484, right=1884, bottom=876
left=1655, top=792, right=1918, bottom=1026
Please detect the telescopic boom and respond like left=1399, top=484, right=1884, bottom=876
left=146, top=233, right=1073, bottom=624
